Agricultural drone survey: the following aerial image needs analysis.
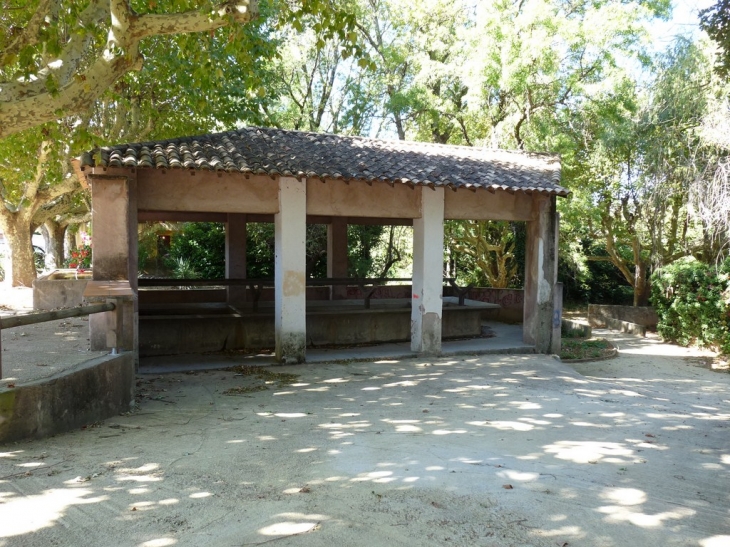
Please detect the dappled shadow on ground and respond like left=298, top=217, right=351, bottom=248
left=1, top=339, right=729, bottom=547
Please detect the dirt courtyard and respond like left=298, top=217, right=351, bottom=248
left=0, top=330, right=729, bottom=547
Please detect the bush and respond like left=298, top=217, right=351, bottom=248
left=165, top=223, right=225, bottom=279
left=651, top=257, right=730, bottom=353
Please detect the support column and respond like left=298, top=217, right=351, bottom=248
left=226, top=213, right=247, bottom=305
left=523, top=195, right=559, bottom=353
left=88, top=173, right=138, bottom=363
left=327, top=217, right=348, bottom=300
left=275, top=177, right=307, bottom=363
left=411, top=187, right=445, bottom=354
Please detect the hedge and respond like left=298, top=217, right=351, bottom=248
left=651, top=257, right=730, bottom=354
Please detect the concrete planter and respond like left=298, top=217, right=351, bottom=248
left=33, top=269, right=93, bottom=310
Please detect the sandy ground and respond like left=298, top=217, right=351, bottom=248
left=0, top=286, right=106, bottom=386
left=1, top=286, right=729, bottom=546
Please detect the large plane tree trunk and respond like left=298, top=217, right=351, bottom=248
left=42, top=219, right=67, bottom=270
left=0, top=211, right=36, bottom=287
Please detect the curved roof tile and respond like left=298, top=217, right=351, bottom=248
left=82, top=126, right=567, bottom=196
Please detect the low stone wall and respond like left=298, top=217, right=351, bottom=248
left=0, top=352, right=135, bottom=443
left=138, top=301, right=487, bottom=356
left=139, top=288, right=227, bottom=305
left=588, top=305, right=658, bottom=329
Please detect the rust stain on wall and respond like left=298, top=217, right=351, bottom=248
left=283, top=271, right=305, bottom=297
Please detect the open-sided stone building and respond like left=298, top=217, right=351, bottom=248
left=74, top=127, right=568, bottom=364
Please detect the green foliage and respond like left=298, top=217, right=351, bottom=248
left=171, top=257, right=201, bottom=280
left=348, top=225, right=386, bottom=277
left=560, top=39, right=730, bottom=304
left=559, top=240, right=634, bottom=305
left=246, top=223, right=275, bottom=279
left=166, top=223, right=225, bottom=279
left=651, top=257, right=730, bottom=353
left=138, top=222, right=175, bottom=276
left=306, top=225, right=328, bottom=278
left=158, top=222, right=390, bottom=281
left=445, top=221, right=524, bottom=288
left=700, top=0, right=730, bottom=76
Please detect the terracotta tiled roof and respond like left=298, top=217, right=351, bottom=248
left=80, top=127, right=567, bottom=195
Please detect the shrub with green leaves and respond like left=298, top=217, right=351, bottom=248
left=651, top=257, right=730, bottom=354
left=165, top=223, right=226, bottom=279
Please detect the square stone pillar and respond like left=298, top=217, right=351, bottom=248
left=89, top=172, right=138, bottom=362
left=275, top=177, right=307, bottom=363
left=83, top=281, right=136, bottom=352
left=226, top=213, right=247, bottom=305
left=411, top=187, right=445, bottom=354
left=327, top=217, right=348, bottom=300
left=523, top=195, right=559, bottom=353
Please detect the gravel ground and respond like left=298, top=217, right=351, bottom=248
left=0, top=318, right=728, bottom=547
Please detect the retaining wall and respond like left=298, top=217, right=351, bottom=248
left=0, top=352, right=135, bottom=443
left=588, top=305, right=658, bottom=329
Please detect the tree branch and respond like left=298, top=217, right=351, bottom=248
left=1, top=0, right=54, bottom=64
left=0, top=1, right=257, bottom=138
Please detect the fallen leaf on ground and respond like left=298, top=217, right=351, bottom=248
left=502, top=484, right=513, bottom=489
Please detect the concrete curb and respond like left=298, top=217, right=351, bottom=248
left=0, top=352, right=135, bottom=443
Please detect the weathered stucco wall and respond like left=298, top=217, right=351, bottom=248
left=444, top=189, right=535, bottom=221
left=307, top=179, right=421, bottom=218
left=137, top=171, right=279, bottom=213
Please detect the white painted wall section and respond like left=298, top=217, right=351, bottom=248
left=411, top=187, right=445, bottom=354
left=275, top=177, right=307, bottom=363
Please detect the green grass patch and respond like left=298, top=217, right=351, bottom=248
left=561, top=338, right=615, bottom=361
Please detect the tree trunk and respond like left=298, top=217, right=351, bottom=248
left=43, top=218, right=67, bottom=269
left=633, top=261, right=651, bottom=307
left=0, top=215, right=37, bottom=287
left=65, top=229, right=76, bottom=257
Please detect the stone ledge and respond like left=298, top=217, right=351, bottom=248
left=0, top=352, right=134, bottom=443
left=588, top=304, right=657, bottom=329
left=604, top=317, right=647, bottom=337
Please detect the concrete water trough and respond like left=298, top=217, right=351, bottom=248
left=33, top=269, right=93, bottom=310
left=138, top=298, right=498, bottom=356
